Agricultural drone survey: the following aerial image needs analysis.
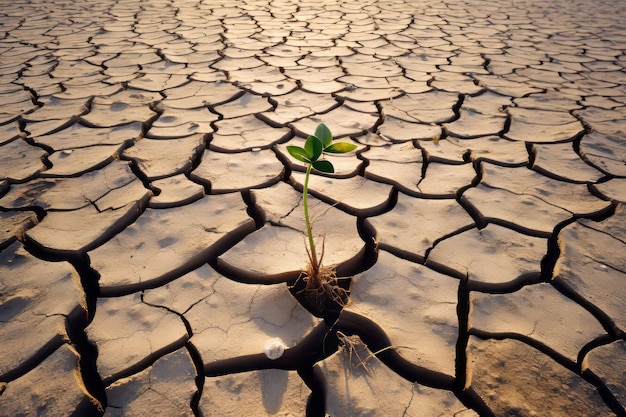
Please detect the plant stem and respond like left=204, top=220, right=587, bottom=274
left=303, top=163, right=319, bottom=274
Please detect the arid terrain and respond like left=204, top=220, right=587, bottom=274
left=0, top=0, right=625, bottom=415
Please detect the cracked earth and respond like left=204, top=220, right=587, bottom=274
left=1, top=0, right=625, bottom=415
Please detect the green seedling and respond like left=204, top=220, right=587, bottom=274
left=287, top=123, right=357, bottom=292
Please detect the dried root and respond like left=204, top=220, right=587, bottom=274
left=337, top=331, right=373, bottom=373
left=336, top=331, right=406, bottom=374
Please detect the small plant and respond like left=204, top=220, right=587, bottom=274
left=287, top=124, right=357, bottom=304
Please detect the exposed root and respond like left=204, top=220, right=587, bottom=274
left=302, top=237, right=351, bottom=308
left=303, top=270, right=352, bottom=309
left=286, top=235, right=352, bottom=317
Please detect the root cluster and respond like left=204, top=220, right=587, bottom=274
left=302, top=264, right=351, bottom=309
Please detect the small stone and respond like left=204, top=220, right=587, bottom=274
left=263, top=338, right=286, bottom=360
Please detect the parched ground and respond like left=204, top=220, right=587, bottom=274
left=0, top=0, right=625, bottom=416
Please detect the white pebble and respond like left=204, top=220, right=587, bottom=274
left=264, top=338, right=286, bottom=360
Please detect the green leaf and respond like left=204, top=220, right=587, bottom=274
left=287, top=145, right=311, bottom=164
left=324, top=142, right=357, bottom=154
left=312, top=159, right=334, bottom=173
left=314, top=123, right=333, bottom=149
left=304, top=135, right=323, bottom=162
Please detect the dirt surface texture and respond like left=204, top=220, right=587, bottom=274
left=0, top=0, right=625, bottom=416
